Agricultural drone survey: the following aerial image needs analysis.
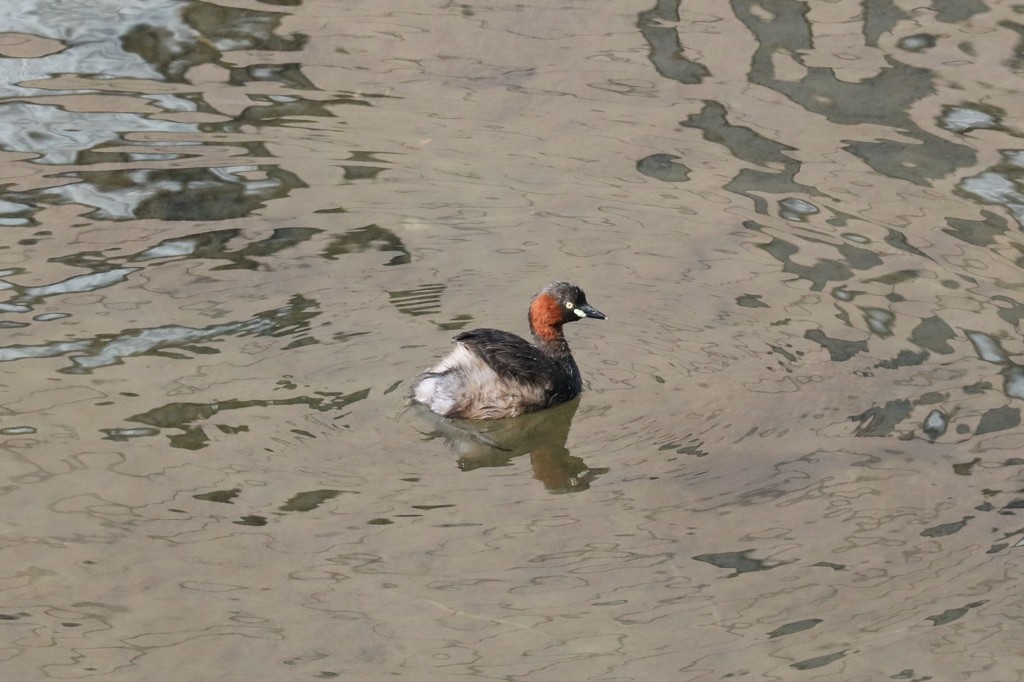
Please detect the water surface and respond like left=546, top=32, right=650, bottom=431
left=1, top=1, right=1023, bottom=679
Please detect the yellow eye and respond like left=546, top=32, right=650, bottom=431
left=565, top=302, right=574, bottom=309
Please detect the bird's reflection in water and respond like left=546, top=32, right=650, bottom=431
left=414, top=398, right=607, bottom=493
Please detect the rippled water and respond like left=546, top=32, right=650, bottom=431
left=3, top=1, right=1024, bottom=679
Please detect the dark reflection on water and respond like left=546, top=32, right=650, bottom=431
left=279, top=489, right=352, bottom=512
left=321, top=224, right=410, bottom=266
left=214, top=95, right=373, bottom=132
left=0, top=0, right=329, bottom=223
left=641, top=1, right=979, bottom=195
left=0, top=131, right=309, bottom=221
left=685, top=102, right=821, bottom=213
left=692, top=548, right=796, bottom=577
left=121, top=0, right=308, bottom=83
left=184, top=0, right=307, bottom=52
left=119, top=22, right=220, bottom=81
left=637, top=0, right=708, bottom=84
left=193, top=488, right=240, bottom=503
left=743, top=220, right=852, bottom=292
left=413, top=399, right=608, bottom=494
left=124, top=387, right=370, bottom=450
left=132, top=168, right=302, bottom=221
left=635, top=153, right=690, bottom=182
left=623, top=1, right=1024, bottom=458
left=228, top=63, right=316, bottom=89
left=130, top=226, right=321, bottom=268
left=732, top=0, right=976, bottom=186
left=74, top=165, right=303, bottom=221
left=0, top=293, right=322, bottom=373
left=0, top=218, right=399, bottom=319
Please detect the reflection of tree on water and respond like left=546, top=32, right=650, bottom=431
left=127, top=165, right=306, bottom=221
left=121, top=2, right=309, bottom=84
left=414, top=398, right=607, bottom=494
left=1, top=164, right=307, bottom=222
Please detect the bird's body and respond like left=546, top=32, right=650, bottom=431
left=412, top=281, right=605, bottom=419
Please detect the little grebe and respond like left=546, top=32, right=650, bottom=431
left=412, top=281, right=606, bottom=419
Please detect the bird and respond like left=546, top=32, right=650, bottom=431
left=411, top=281, right=606, bottom=419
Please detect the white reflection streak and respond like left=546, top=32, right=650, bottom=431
left=71, top=320, right=270, bottom=370
left=0, top=341, right=89, bottom=361
left=134, top=239, right=199, bottom=261
left=18, top=267, right=140, bottom=300
left=959, top=171, right=1024, bottom=227
left=965, top=331, right=1008, bottom=364
left=0, top=317, right=277, bottom=370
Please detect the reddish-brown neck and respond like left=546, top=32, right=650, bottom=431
left=528, top=293, right=566, bottom=344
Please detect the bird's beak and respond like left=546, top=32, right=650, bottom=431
left=578, top=303, right=606, bottom=320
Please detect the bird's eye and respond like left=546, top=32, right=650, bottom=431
left=565, top=302, right=574, bottom=309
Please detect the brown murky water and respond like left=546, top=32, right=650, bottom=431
left=2, top=0, right=1024, bottom=679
